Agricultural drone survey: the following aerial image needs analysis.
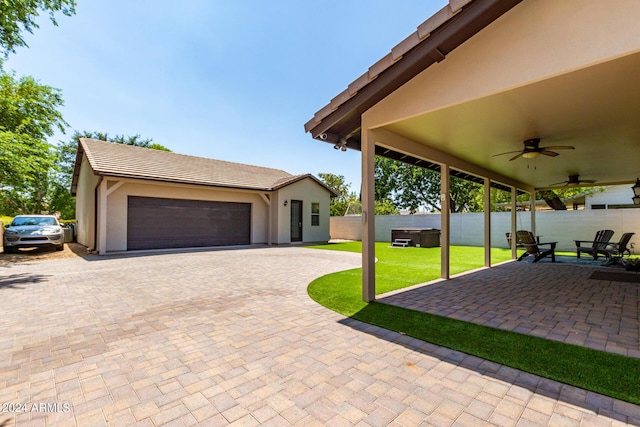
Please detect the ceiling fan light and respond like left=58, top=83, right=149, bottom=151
left=522, top=151, right=539, bottom=159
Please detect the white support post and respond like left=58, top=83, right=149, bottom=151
left=530, top=191, right=536, bottom=238
left=260, top=193, right=272, bottom=245
left=98, top=179, right=108, bottom=255
left=362, top=130, right=376, bottom=302
left=511, top=187, right=517, bottom=259
left=484, top=177, right=491, bottom=268
left=441, top=165, right=450, bottom=279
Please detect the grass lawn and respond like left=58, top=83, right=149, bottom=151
left=305, top=241, right=640, bottom=405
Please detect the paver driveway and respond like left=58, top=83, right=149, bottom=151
left=1, top=247, right=638, bottom=426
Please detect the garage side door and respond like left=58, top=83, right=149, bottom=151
left=127, top=196, right=251, bottom=250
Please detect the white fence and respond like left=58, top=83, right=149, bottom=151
left=330, top=209, right=640, bottom=252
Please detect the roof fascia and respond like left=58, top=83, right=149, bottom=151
left=271, top=174, right=339, bottom=198
left=88, top=172, right=275, bottom=192
left=70, top=140, right=86, bottom=196
left=81, top=172, right=340, bottom=197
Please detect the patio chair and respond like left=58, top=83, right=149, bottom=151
left=506, top=232, right=541, bottom=249
left=516, top=230, right=557, bottom=263
left=601, top=232, right=634, bottom=265
left=505, top=232, right=523, bottom=249
left=575, top=229, right=614, bottom=260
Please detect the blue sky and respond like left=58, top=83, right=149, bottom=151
left=5, top=1, right=446, bottom=192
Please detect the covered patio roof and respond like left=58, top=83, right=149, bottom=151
left=305, top=0, right=640, bottom=191
left=305, top=0, right=640, bottom=301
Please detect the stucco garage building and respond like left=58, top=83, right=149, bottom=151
left=71, top=138, right=335, bottom=254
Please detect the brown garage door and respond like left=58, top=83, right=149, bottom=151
left=127, top=196, right=251, bottom=250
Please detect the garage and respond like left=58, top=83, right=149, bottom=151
left=127, top=196, right=251, bottom=250
left=72, top=139, right=335, bottom=253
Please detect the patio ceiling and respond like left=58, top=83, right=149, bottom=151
left=381, top=50, right=640, bottom=190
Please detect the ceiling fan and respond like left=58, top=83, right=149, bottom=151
left=493, top=138, right=575, bottom=161
left=549, top=174, right=597, bottom=187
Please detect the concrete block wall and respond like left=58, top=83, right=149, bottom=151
left=330, top=209, right=640, bottom=252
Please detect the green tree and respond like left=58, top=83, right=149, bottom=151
left=318, top=173, right=358, bottom=216
left=0, top=0, right=78, bottom=215
left=0, top=71, right=67, bottom=139
left=375, top=157, right=482, bottom=213
left=0, top=70, right=67, bottom=214
left=319, top=172, right=399, bottom=216
left=374, top=198, right=399, bottom=215
left=49, top=131, right=172, bottom=218
left=0, top=0, right=76, bottom=57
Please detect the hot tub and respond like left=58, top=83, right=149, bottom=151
left=391, top=228, right=440, bottom=248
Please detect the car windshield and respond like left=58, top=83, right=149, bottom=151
left=11, top=217, right=57, bottom=226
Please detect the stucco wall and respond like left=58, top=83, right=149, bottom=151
left=363, top=0, right=640, bottom=128
left=104, top=180, right=270, bottom=252
left=75, top=155, right=100, bottom=249
left=275, top=179, right=331, bottom=244
left=586, top=186, right=636, bottom=208
left=330, top=209, right=640, bottom=253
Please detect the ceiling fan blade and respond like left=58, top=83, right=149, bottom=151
left=542, top=145, right=575, bottom=150
left=492, top=150, right=524, bottom=157
left=581, top=179, right=597, bottom=184
left=509, top=152, right=524, bottom=161
left=540, top=150, right=559, bottom=157
left=549, top=181, right=569, bottom=186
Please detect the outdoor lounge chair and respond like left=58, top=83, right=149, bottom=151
left=516, top=230, right=557, bottom=263
left=575, top=229, right=614, bottom=259
left=601, top=232, right=635, bottom=265
left=505, top=232, right=524, bottom=249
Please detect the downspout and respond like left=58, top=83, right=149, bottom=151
left=89, top=176, right=103, bottom=253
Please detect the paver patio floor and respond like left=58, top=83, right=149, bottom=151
left=1, top=247, right=639, bottom=426
left=379, top=260, right=640, bottom=358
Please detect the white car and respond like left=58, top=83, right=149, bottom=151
left=3, top=215, right=65, bottom=253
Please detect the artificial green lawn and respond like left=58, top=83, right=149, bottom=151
left=305, top=242, right=640, bottom=405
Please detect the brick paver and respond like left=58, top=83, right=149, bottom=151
left=0, top=247, right=638, bottom=426
left=379, top=261, right=640, bottom=358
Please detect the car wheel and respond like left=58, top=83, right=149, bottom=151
left=56, top=244, right=64, bottom=252
left=3, top=247, right=17, bottom=254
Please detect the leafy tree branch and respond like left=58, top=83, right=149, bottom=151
left=0, top=0, right=76, bottom=57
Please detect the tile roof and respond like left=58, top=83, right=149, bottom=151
left=72, top=139, right=335, bottom=195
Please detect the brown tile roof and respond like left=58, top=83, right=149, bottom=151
left=72, top=139, right=335, bottom=195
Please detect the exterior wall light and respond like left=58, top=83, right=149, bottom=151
left=284, top=200, right=288, bottom=207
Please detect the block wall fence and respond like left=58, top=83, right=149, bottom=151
left=329, top=210, right=640, bottom=253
